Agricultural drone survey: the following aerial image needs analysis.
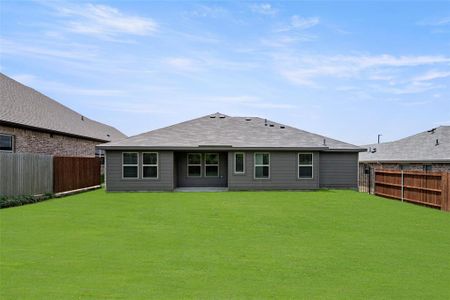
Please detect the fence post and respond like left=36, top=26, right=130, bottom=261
left=442, top=172, right=449, bottom=212
left=401, top=170, right=404, bottom=202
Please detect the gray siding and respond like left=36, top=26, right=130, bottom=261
left=175, top=152, right=228, bottom=187
left=319, top=152, right=358, bottom=189
left=227, top=151, right=320, bottom=190
left=105, top=150, right=174, bottom=191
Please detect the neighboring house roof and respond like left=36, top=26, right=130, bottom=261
left=359, top=126, right=450, bottom=163
left=99, top=112, right=364, bottom=151
left=0, top=73, right=126, bottom=142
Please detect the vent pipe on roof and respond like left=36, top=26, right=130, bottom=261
left=81, top=116, right=84, bottom=121
left=435, top=139, right=439, bottom=146
left=264, top=119, right=267, bottom=126
left=323, top=138, right=326, bottom=146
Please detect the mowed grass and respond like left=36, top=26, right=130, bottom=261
left=1, top=190, right=450, bottom=299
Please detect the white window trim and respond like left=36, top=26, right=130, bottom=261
left=298, top=152, right=314, bottom=179
left=0, top=134, right=14, bottom=153
left=142, top=152, right=159, bottom=179
left=204, top=153, right=219, bottom=177
left=187, top=153, right=202, bottom=177
left=254, top=152, right=270, bottom=180
left=122, top=152, right=139, bottom=179
left=234, top=152, right=245, bottom=174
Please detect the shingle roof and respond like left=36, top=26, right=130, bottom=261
left=359, top=126, right=450, bottom=163
left=0, top=73, right=126, bottom=142
left=99, top=112, right=363, bottom=151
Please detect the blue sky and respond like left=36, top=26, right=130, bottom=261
left=1, top=1, right=449, bottom=145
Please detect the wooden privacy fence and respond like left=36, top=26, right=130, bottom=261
left=0, top=152, right=53, bottom=197
left=375, top=169, right=450, bottom=211
left=53, top=157, right=101, bottom=193
left=0, top=153, right=101, bottom=197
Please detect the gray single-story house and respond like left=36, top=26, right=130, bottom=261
left=98, top=113, right=365, bottom=191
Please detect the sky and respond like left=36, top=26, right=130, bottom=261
left=1, top=0, right=449, bottom=145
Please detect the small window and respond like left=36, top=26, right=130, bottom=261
left=205, top=153, right=219, bottom=177
left=254, top=153, right=270, bottom=179
left=423, top=165, right=432, bottom=172
left=298, top=153, right=313, bottom=179
left=187, top=153, right=202, bottom=177
left=0, top=134, right=13, bottom=152
left=143, top=152, right=158, bottom=179
left=122, top=152, right=138, bottom=178
left=234, top=152, right=245, bottom=174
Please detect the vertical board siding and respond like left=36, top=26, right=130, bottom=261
left=374, top=169, right=450, bottom=211
left=0, top=152, right=53, bottom=197
left=53, top=157, right=101, bottom=193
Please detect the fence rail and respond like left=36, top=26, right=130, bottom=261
left=53, top=157, right=101, bottom=193
left=374, top=169, right=450, bottom=211
left=0, top=152, right=53, bottom=197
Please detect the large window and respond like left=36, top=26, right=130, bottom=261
left=122, top=152, right=138, bottom=178
left=254, top=153, right=270, bottom=179
left=0, top=134, right=13, bottom=152
left=143, top=152, right=158, bottom=179
left=234, top=152, right=245, bottom=174
left=187, top=153, right=202, bottom=177
left=205, top=153, right=219, bottom=177
left=298, top=153, right=313, bottom=179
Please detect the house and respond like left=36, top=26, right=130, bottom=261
left=359, top=126, right=450, bottom=172
left=0, top=73, right=126, bottom=157
left=98, top=113, right=365, bottom=191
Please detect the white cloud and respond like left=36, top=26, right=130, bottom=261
left=413, top=70, right=450, bottom=82
left=54, top=3, right=158, bottom=37
left=418, top=16, right=450, bottom=26
left=276, top=53, right=450, bottom=86
left=188, top=5, right=228, bottom=18
left=276, top=16, right=320, bottom=32
left=164, top=57, right=199, bottom=72
left=250, top=3, right=277, bottom=15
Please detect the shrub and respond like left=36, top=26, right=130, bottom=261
left=0, top=194, right=52, bottom=209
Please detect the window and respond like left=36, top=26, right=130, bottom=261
left=205, top=153, right=219, bottom=177
left=254, top=153, right=270, bottom=179
left=0, top=134, right=13, bottom=152
left=234, top=152, right=245, bottom=174
left=122, top=152, right=138, bottom=178
left=423, top=165, right=432, bottom=172
left=187, top=153, right=202, bottom=177
left=298, top=153, right=313, bottom=179
left=143, top=152, right=158, bottom=179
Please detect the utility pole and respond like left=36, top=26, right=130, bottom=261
left=377, top=134, right=382, bottom=144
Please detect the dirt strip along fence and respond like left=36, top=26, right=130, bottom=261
left=53, top=156, right=101, bottom=193
left=374, top=169, right=450, bottom=211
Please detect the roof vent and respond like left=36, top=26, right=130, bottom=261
left=371, top=147, right=377, bottom=153
left=269, top=124, right=274, bottom=127
left=428, top=128, right=437, bottom=134
left=219, top=115, right=226, bottom=119
left=107, top=134, right=110, bottom=137
left=264, top=119, right=268, bottom=126
left=323, top=138, right=326, bottom=146
left=435, top=139, right=439, bottom=146
left=245, top=118, right=251, bottom=121
left=81, top=116, right=84, bottom=121
left=280, top=126, right=285, bottom=129
left=210, top=115, right=216, bottom=119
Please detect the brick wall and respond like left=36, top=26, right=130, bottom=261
left=0, top=124, right=100, bottom=157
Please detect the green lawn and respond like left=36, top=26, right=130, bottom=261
left=1, top=190, right=450, bottom=299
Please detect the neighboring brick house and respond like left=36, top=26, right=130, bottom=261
left=359, top=126, right=450, bottom=172
left=0, top=73, right=126, bottom=157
